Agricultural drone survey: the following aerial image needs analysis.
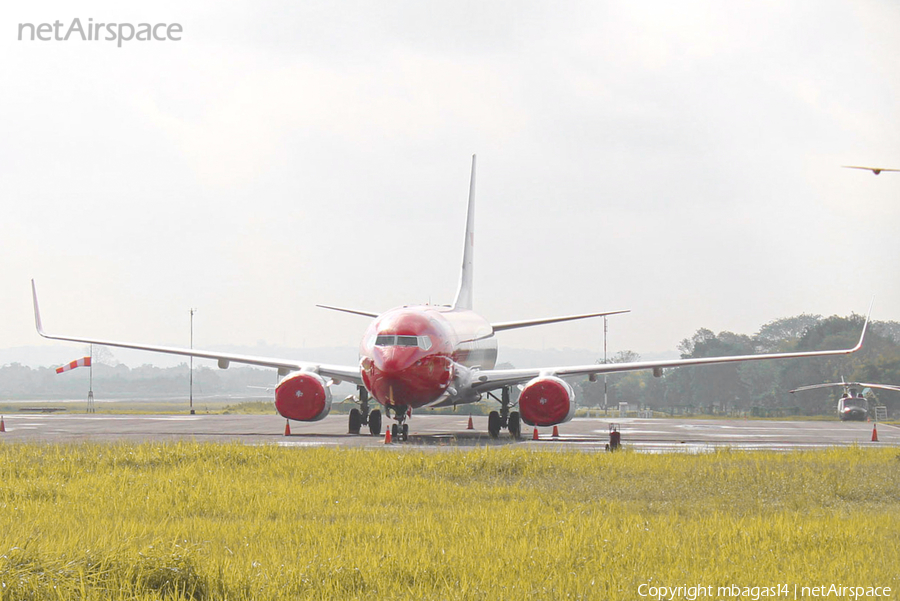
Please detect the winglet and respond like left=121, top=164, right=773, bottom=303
left=452, top=155, right=476, bottom=311
left=853, top=297, right=874, bottom=351
left=31, top=279, right=47, bottom=338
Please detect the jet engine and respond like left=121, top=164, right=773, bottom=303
left=274, top=371, right=332, bottom=421
left=518, top=376, right=575, bottom=427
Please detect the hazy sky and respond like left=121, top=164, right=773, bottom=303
left=2, top=0, right=898, bottom=367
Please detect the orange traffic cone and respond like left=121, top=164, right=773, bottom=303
left=467, top=415, right=474, bottom=430
left=872, top=424, right=878, bottom=442
left=284, top=420, right=291, bottom=436
left=0, top=416, right=5, bottom=433
left=552, top=426, right=560, bottom=438
left=384, top=425, right=392, bottom=444
left=532, top=427, right=539, bottom=440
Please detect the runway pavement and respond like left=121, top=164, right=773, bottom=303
left=1, top=413, right=898, bottom=451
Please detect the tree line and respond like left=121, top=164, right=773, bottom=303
left=576, top=314, right=900, bottom=417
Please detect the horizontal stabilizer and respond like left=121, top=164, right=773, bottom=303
left=492, top=310, right=629, bottom=332
left=315, top=304, right=380, bottom=318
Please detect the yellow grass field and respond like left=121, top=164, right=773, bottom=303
left=0, top=444, right=898, bottom=600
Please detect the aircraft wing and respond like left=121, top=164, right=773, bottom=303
left=471, top=311, right=870, bottom=393
left=842, top=165, right=900, bottom=173
left=31, top=281, right=363, bottom=385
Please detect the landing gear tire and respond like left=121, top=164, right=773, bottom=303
left=368, top=410, right=382, bottom=436
left=391, top=423, right=399, bottom=440
left=508, top=411, right=521, bottom=440
left=348, top=408, right=362, bottom=434
left=488, top=411, right=501, bottom=439
left=401, top=423, right=409, bottom=442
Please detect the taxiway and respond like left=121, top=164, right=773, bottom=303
left=1, top=413, right=897, bottom=451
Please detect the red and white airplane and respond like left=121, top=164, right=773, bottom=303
left=32, top=156, right=870, bottom=440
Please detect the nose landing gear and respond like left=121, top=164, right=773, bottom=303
left=388, top=404, right=410, bottom=442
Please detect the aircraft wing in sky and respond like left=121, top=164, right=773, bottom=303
left=841, top=165, right=900, bottom=175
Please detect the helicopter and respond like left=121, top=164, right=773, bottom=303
left=789, top=379, right=900, bottom=421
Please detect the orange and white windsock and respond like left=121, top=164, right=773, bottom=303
left=56, top=357, right=91, bottom=374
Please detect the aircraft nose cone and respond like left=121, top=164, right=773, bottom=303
left=367, top=347, right=447, bottom=408
left=373, top=348, right=415, bottom=377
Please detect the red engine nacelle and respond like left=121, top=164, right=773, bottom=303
left=274, top=371, right=332, bottom=422
left=519, top=376, right=575, bottom=427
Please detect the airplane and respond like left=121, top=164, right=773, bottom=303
left=32, top=156, right=871, bottom=441
left=841, top=165, right=900, bottom=175
left=789, top=379, right=900, bottom=421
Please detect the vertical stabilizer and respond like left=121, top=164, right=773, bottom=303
left=453, top=155, right=476, bottom=311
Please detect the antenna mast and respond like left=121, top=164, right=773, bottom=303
left=190, top=308, right=197, bottom=415
left=87, top=344, right=94, bottom=413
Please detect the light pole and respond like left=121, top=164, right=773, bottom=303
left=603, top=315, right=608, bottom=411
left=87, top=344, right=94, bottom=413
left=190, top=308, right=197, bottom=415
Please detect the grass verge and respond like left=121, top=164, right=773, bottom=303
left=0, top=444, right=897, bottom=600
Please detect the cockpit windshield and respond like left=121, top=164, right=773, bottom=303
left=374, top=334, right=433, bottom=350
left=374, top=335, right=394, bottom=346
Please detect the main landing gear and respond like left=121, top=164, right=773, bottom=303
left=487, top=387, right=521, bottom=440
left=348, top=386, right=382, bottom=436
left=388, top=404, right=410, bottom=442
